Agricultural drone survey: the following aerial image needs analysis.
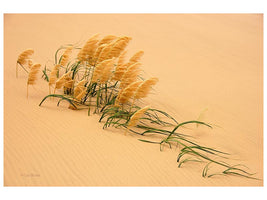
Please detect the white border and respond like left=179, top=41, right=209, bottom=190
left=1, top=0, right=266, bottom=200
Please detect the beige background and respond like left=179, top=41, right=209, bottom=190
left=4, top=14, right=263, bottom=186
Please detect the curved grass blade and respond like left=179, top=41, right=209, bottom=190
left=39, top=94, right=77, bottom=109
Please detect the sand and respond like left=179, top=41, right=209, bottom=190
left=4, top=14, right=263, bottom=186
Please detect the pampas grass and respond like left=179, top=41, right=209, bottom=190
left=129, top=50, right=144, bottom=63
left=77, top=34, right=100, bottom=63
left=20, top=33, right=257, bottom=180
left=116, top=81, right=143, bottom=104
left=60, top=46, right=73, bottom=67
left=27, top=63, right=41, bottom=98
left=120, top=62, right=142, bottom=89
left=128, top=106, right=149, bottom=127
left=16, top=48, right=34, bottom=77
left=54, top=71, right=72, bottom=92
left=74, top=80, right=87, bottom=97
left=49, top=64, right=61, bottom=86
left=96, top=43, right=114, bottom=64
left=99, top=58, right=116, bottom=84
left=134, top=77, right=159, bottom=99
left=91, top=58, right=115, bottom=83
left=98, top=35, right=117, bottom=46
left=107, top=37, right=131, bottom=59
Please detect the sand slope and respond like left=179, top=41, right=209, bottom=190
left=4, top=14, right=263, bottom=186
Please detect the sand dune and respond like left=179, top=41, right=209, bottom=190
left=4, top=14, right=263, bottom=186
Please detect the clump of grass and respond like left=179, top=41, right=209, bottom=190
left=18, top=34, right=258, bottom=180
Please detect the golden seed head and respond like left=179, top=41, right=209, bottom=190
left=75, top=88, right=87, bottom=101
left=96, top=42, right=114, bottom=64
left=27, top=63, right=41, bottom=85
left=98, top=35, right=117, bottom=46
left=116, top=80, right=143, bottom=104
left=73, top=80, right=87, bottom=97
left=64, top=79, right=74, bottom=89
left=93, top=44, right=107, bottom=65
left=17, top=49, right=34, bottom=65
left=28, top=60, right=33, bottom=68
left=55, top=71, right=72, bottom=90
left=99, top=59, right=116, bottom=84
left=91, top=58, right=115, bottom=83
left=77, top=34, right=100, bottom=62
left=128, top=106, right=150, bottom=127
left=134, top=77, right=159, bottom=99
left=49, top=64, right=61, bottom=86
left=129, top=50, right=144, bottom=63
left=120, top=62, right=142, bottom=89
left=60, top=46, right=73, bottom=66
left=107, top=37, right=131, bottom=59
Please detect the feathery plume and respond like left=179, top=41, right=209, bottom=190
left=93, top=44, right=107, bottom=65
left=106, top=36, right=131, bottom=59
left=129, top=50, right=144, bottom=63
left=116, top=81, right=143, bottom=104
left=27, top=63, right=41, bottom=98
left=60, top=46, right=73, bottom=66
left=91, top=58, right=115, bottom=83
left=16, top=48, right=34, bottom=77
left=27, top=63, right=41, bottom=85
left=54, top=71, right=72, bottom=91
left=96, top=42, right=114, bottom=64
left=49, top=64, right=61, bottom=86
left=112, top=64, right=127, bottom=81
left=99, top=58, right=116, bottom=84
left=98, top=35, right=117, bottom=46
left=75, top=88, right=87, bottom=100
left=117, top=50, right=127, bottom=67
left=120, top=62, right=142, bottom=89
left=64, top=78, right=74, bottom=90
left=73, top=80, right=86, bottom=97
left=112, top=51, right=128, bottom=81
left=17, top=49, right=34, bottom=65
left=28, top=60, right=33, bottom=68
left=134, top=77, right=159, bottom=99
left=77, top=34, right=100, bottom=62
left=127, top=106, right=150, bottom=127
left=69, top=88, right=87, bottom=110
